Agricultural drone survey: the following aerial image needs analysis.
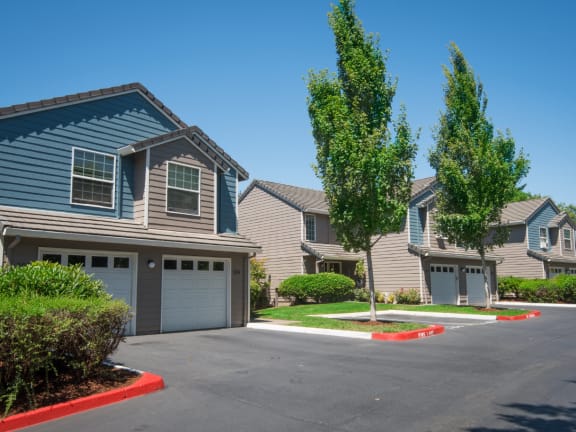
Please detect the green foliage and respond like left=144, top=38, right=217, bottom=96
left=352, top=287, right=370, bottom=302
left=278, top=273, right=355, bottom=304
left=250, top=258, right=270, bottom=310
left=0, top=262, right=130, bottom=415
left=428, top=43, right=529, bottom=308
left=394, top=288, right=421, bottom=305
left=558, top=202, right=576, bottom=222
left=0, top=261, right=110, bottom=299
left=306, top=0, right=417, bottom=320
left=498, top=275, right=576, bottom=303
left=509, top=188, right=543, bottom=203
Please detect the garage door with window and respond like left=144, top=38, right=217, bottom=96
left=39, top=248, right=137, bottom=335
left=466, top=266, right=489, bottom=306
left=430, top=264, right=458, bottom=305
left=161, top=256, right=230, bottom=333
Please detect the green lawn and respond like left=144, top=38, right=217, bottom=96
left=254, top=301, right=531, bottom=333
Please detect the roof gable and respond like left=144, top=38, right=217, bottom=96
left=500, top=198, right=556, bottom=225
left=118, top=126, right=249, bottom=181
left=0, top=82, right=187, bottom=130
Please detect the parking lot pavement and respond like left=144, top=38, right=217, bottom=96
left=25, top=307, right=575, bottom=432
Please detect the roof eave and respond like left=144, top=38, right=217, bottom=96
left=2, top=227, right=261, bottom=255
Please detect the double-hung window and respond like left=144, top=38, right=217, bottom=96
left=71, top=148, right=115, bottom=208
left=564, top=228, right=573, bottom=251
left=305, top=214, right=316, bottom=242
left=166, top=162, right=200, bottom=216
left=539, top=227, right=549, bottom=249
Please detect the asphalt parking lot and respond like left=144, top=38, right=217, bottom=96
left=27, top=306, right=576, bottom=432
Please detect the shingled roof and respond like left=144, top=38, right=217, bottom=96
left=499, top=198, right=553, bottom=225
left=0, top=82, right=188, bottom=129
left=240, top=177, right=438, bottom=214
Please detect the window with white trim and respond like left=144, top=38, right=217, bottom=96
left=539, top=227, right=548, bottom=249
left=550, top=267, right=564, bottom=277
left=563, top=228, right=572, bottom=250
left=71, top=148, right=115, bottom=208
left=305, top=214, right=316, bottom=242
left=567, top=268, right=576, bottom=275
left=166, top=162, right=200, bottom=215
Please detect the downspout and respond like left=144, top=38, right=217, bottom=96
left=6, top=234, right=21, bottom=265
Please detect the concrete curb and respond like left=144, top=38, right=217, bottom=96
left=496, top=310, right=541, bottom=321
left=496, top=301, right=576, bottom=308
left=247, top=322, right=445, bottom=342
left=1, top=371, right=164, bottom=431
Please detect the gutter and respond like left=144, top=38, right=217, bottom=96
left=3, top=227, right=261, bottom=255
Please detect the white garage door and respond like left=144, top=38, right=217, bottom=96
left=466, top=266, right=489, bottom=306
left=430, top=264, right=458, bottom=305
left=161, top=256, right=230, bottom=333
left=39, top=248, right=137, bottom=335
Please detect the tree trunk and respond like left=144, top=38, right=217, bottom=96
left=480, top=251, right=492, bottom=309
left=366, top=248, right=377, bottom=322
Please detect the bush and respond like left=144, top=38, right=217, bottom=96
left=504, top=275, right=576, bottom=303
left=552, top=274, right=576, bottom=303
left=250, top=259, right=270, bottom=310
left=352, top=287, right=370, bottom=302
left=497, top=276, right=523, bottom=298
left=0, top=261, right=109, bottom=299
left=0, top=262, right=130, bottom=415
left=278, top=273, right=355, bottom=304
left=395, top=288, right=421, bottom=305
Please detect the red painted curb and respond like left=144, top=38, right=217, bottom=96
left=496, top=310, right=541, bottom=321
left=371, top=324, right=445, bottom=341
left=0, top=371, right=164, bottom=432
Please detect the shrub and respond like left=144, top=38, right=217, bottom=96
left=278, top=273, right=355, bottom=304
left=0, top=262, right=130, bottom=415
left=395, top=288, right=421, bottom=305
left=352, top=287, right=370, bottom=302
left=250, top=258, right=270, bottom=310
left=0, top=261, right=109, bottom=299
left=497, top=276, right=523, bottom=298
left=552, top=274, right=576, bottom=303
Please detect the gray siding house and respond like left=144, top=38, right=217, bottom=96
left=238, top=180, right=362, bottom=302
left=238, top=178, right=499, bottom=306
left=0, top=83, right=259, bottom=335
left=497, top=198, right=576, bottom=278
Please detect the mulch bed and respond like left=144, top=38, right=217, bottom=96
left=2, top=364, right=140, bottom=418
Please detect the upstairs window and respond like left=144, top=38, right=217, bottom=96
left=564, top=228, right=573, bottom=250
left=166, top=162, right=200, bottom=216
left=71, top=148, right=115, bottom=208
left=539, top=227, right=548, bottom=249
left=305, top=214, right=316, bottom=242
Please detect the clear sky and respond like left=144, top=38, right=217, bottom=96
left=2, top=1, right=574, bottom=204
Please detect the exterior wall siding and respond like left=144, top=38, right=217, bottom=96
left=147, top=138, right=215, bottom=233
left=217, top=168, right=237, bottom=234
left=314, top=214, right=338, bottom=244
left=409, top=190, right=433, bottom=245
left=559, top=221, right=576, bottom=257
left=131, top=152, right=146, bottom=223
left=370, top=227, right=420, bottom=294
left=527, top=203, right=557, bottom=251
left=0, top=92, right=178, bottom=218
left=496, top=225, right=544, bottom=279
left=5, top=237, right=249, bottom=335
left=238, top=187, right=303, bottom=295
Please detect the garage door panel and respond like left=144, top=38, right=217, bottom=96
left=430, top=264, right=458, bottom=305
left=162, top=257, right=229, bottom=333
left=466, top=266, right=488, bottom=306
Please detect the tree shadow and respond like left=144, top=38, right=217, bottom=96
left=466, top=402, right=576, bottom=432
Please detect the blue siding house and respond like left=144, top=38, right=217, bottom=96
left=0, top=83, right=259, bottom=335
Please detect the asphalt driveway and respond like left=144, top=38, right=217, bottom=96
left=27, top=306, right=576, bottom=432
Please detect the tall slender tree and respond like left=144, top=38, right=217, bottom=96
left=307, top=0, right=417, bottom=321
left=429, top=43, right=529, bottom=308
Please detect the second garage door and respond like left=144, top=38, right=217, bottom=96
left=430, top=264, right=458, bottom=305
left=161, top=256, right=230, bottom=333
left=466, top=266, right=490, bottom=306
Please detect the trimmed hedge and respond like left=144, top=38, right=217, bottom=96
left=0, top=262, right=130, bottom=415
left=395, top=288, right=421, bottom=305
left=278, top=273, right=355, bottom=304
left=498, top=274, right=576, bottom=303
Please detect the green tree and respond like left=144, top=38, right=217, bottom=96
left=307, top=0, right=417, bottom=321
left=558, top=203, right=576, bottom=222
left=429, top=43, right=529, bottom=308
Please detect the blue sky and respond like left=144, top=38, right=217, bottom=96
left=2, top=1, right=574, bottom=204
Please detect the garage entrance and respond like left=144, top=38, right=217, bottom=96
left=466, top=266, right=489, bottom=306
left=38, top=248, right=137, bottom=335
left=430, top=264, right=458, bottom=304
left=161, top=256, right=230, bottom=333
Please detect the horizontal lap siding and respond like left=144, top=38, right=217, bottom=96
left=147, top=139, right=215, bottom=233
left=238, top=187, right=303, bottom=292
left=370, top=230, right=419, bottom=294
left=0, top=92, right=177, bottom=217
left=218, top=168, right=237, bottom=234
left=559, top=221, right=576, bottom=257
left=315, top=214, right=338, bottom=244
left=498, top=226, right=544, bottom=278
left=527, top=204, right=557, bottom=251
left=131, top=152, right=146, bottom=223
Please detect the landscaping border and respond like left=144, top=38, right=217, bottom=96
left=371, top=324, right=445, bottom=341
left=0, top=371, right=164, bottom=431
left=496, top=310, right=541, bottom=321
